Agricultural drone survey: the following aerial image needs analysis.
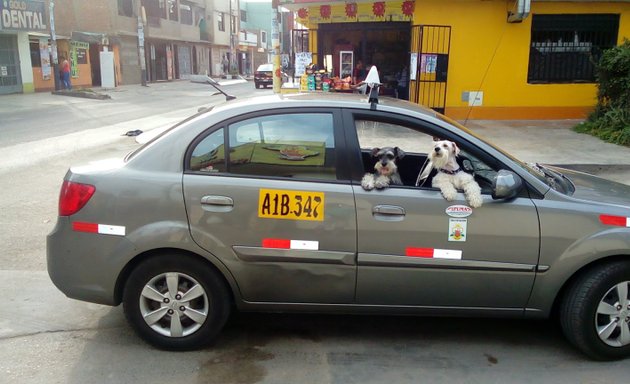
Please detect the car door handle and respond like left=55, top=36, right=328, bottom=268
left=201, top=195, right=234, bottom=206
left=372, top=205, right=405, bottom=216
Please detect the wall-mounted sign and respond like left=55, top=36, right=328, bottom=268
left=0, top=0, right=48, bottom=31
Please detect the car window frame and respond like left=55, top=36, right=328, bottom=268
left=341, top=109, right=513, bottom=191
left=184, top=107, right=353, bottom=184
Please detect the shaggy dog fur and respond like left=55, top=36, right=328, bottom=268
left=361, top=147, right=405, bottom=190
left=429, top=140, right=483, bottom=208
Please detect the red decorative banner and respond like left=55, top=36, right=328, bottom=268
left=345, top=2, right=358, bottom=18
left=372, top=2, right=386, bottom=17
left=320, top=5, right=331, bottom=19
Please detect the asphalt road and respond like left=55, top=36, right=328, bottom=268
left=1, top=81, right=629, bottom=383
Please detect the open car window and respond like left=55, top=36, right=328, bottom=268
left=355, top=118, right=499, bottom=192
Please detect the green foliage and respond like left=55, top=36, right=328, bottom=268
left=575, top=40, right=630, bottom=146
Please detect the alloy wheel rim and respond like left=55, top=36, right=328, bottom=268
left=139, top=272, right=209, bottom=337
left=595, top=281, right=630, bottom=347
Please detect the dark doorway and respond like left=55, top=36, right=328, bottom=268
left=89, top=44, right=102, bottom=86
left=317, top=22, right=411, bottom=97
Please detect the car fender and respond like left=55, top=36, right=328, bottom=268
left=118, top=220, right=242, bottom=303
left=526, top=227, right=630, bottom=317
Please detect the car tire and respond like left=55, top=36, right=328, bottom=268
left=255, top=82, right=260, bottom=89
left=122, top=253, right=231, bottom=350
left=560, top=261, right=630, bottom=360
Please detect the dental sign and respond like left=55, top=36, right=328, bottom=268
left=0, top=0, right=47, bottom=31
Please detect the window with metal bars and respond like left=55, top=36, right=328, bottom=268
left=527, top=14, right=619, bottom=84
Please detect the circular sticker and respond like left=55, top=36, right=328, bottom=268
left=446, top=205, right=472, bottom=218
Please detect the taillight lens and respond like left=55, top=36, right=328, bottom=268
left=59, top=180, right=96, bottom=216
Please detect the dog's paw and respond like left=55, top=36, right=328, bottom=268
left=468, top=195, right=483, bottom=208
left=442, top=190, right=457, bottom=201
left=374, top=176, right=390, bottom=189
left=361, top=174, right=375, bottom=191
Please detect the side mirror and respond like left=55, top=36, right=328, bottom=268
left=492, top=170, right=523, bottom=200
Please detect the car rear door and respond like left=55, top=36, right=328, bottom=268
left=183, top=108, right=358, bottom=304
left=346, top=111, right=540, bottom=311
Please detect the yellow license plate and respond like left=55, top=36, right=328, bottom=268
left=258, top=189, right=325, bottom=221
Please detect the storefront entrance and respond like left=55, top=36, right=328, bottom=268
left=0, top=35, right=22, bottom=94
left=317, top=22, right=411, bottom=97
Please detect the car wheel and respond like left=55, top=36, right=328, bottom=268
left=560, top=261, right=630, bottom=360
left=123, top=253, right=230, bottom=350
left=255, top=82, right=260, bottom=89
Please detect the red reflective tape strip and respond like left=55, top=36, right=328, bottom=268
left=406, top=247, right=434, bottom=258
left=262, top=238, right=291, bottom=249
left=600, top=215, right=629, bottom=227
left=72, top=221, right=99, bottom=233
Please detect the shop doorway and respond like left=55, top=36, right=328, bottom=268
left=89, top=44, right=102, bottom=86
left=410, top=25, right=451, bottom=114
left=0, top=35, right=22, bottom=94
left=317, top=22, right=411, bottom=97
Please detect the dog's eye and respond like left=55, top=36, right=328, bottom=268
left=386, top=153, right=395, bottom=160
left=442, top=144, right=448, bottom=148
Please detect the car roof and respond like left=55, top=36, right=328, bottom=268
left=257, top=63, right=273, bottom=70
left=208, top=92, right=439, bottom=120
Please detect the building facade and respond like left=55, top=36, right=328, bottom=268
left=280, top=0, right=630, bottom=119
left=0, top=0, right=243, bottom=94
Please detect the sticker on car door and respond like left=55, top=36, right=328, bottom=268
left=258, top=188, right=324, bottom=221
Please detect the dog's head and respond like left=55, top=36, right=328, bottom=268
left=429, top=140, right=459, bottom=169
left=372, top=146, right=405, bottom=176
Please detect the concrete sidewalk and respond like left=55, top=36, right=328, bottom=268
left=464, top=119, right=630, bottom=185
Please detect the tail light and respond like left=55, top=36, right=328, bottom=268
left=59, top=180, right=96, bottom=216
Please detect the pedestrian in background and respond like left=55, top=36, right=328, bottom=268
left=61, top=56, right=72, bottom=90
left=397, top=65, right=409, bottom=100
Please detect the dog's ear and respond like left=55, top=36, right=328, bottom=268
left=371, top=147, right=381, bottom=157
left=395, top=147, right=406, bottom=159
left=451, top=142, right=460, bottom=156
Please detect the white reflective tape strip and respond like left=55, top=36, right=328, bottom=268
left=290, top=240, right=319, bottom=250
left=98, top=224, right=126, bottom=236
left=433, top=249, right=462, bottom=260
left=627, top=217, right=630, bottom=227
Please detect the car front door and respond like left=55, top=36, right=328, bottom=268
left=183, top=109, right=357, bottom=304
left=347, top=112, right=540, bottom=311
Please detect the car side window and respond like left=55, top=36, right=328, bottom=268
left=355, top=118, right=498, bottom=191
left=227, top=113, right=337, bottom=180
left=189, top=128, right=226, bottom=173
left=356, top=119, right=435, bottom=187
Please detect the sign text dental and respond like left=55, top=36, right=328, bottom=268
left=0, top=0, right=47, bottom=31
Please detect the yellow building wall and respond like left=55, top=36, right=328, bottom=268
left=414, top=0, right=630, bottom=119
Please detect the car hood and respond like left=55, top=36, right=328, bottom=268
left=554, top=167, right=630, bottom=208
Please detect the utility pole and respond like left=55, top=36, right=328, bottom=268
left=137, top=2, right=147, bottom=86
left=49, top=0, right=60, bottom=91
left=271, top=0, right=281, bottom=93
left=228, top=0, right=236, bottom=75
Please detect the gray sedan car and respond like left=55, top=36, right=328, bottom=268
left=47, top=93, right=630, bottom=360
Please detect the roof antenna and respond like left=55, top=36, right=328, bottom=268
left=364, top=66, right=381, bottom=110
left=190, top=74, right=237, bottom=101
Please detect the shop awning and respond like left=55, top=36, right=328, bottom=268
left=71, top=31, right=120, bottom=45
left=28, top=32, right=71, bottom=40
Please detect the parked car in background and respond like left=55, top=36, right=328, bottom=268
left=47, top=92, right=630, bottom=360
left=254, top=63, right=287, bottom=88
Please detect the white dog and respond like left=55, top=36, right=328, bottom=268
left=427, top=140, right=483, bottom=208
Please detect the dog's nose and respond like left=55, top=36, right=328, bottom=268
left=434, top=147, right=441, bottom=153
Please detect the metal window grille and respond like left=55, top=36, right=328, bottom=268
left=527, top=14, right=619, bottom=84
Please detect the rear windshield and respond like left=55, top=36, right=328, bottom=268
left=257, top=64, right=273, bottom=71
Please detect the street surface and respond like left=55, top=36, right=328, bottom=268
left=1, top=81, right=629, bottom=383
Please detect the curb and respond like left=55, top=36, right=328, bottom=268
left=51, top=90, right=111, bottom=100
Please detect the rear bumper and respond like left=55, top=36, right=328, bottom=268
left=47, top=217, right=134, bottom=306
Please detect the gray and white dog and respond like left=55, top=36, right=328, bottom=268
left=361, top=147, right=405, bottom=190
